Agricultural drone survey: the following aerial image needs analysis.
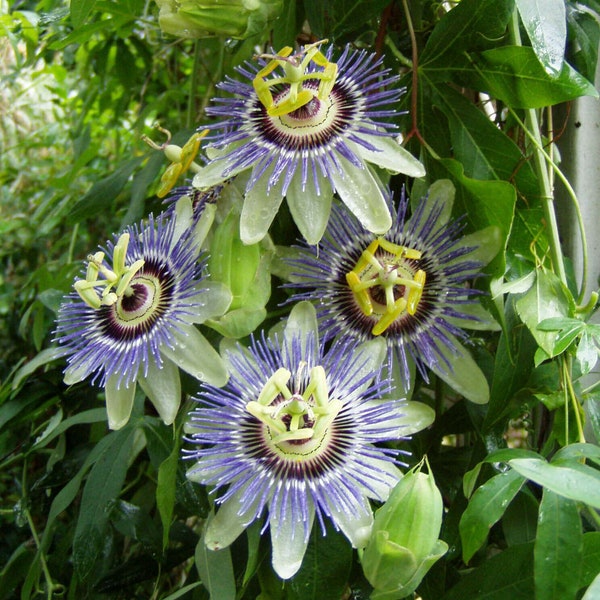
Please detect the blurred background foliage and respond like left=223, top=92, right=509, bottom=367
left=1, top=0, right=600, bottom=598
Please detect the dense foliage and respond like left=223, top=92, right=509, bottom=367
left=1, top=0, right=600, bottom=598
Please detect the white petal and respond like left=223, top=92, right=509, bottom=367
left=351, top=135, right=425, bottom=177
left=282, top=301, right=319, bottom=365
left=449, top=225, right=503, bottom=270
left=270, top=501, right=315, bottom=580
left=205, top=495, right=256, bottom=551
left=172, top=195, right=194, bottom=247
left=405, top=178, right=454, bottom=235
left=192, top=202, right=217, bottom=249
left=329, top=495, right=374, bottom=549
left=328, top=157, right=392, bottom=235
left=393, top=401, right=436, bottom=435
left=193, top=145, right=249, bottom=189
left=344, top=338, right=388, bottom=396
left=446, top=302, right=501, bottom=331
left=286, top=167, right=333, bottom=245
left=355, top=458, right=403, bottom=501
left=240, top=164, right=286, bottom=244
left=160, top=323, right=229, bottom=387
left=187, top=281, right=233, bottom=324
left=138, top=360, right=181, bottom=425
left=424, top=179, right=455, bottom=224
left=63, top=361, right=90, bottom=386
left=105, top=374, right=136, bottom=430
left=430, top=335, right=490, bottom=404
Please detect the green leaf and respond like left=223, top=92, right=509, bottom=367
left=576, top=330, right=599, bottom=374
left=440, top=542, right=534, bottom=600
left=420, top=0, right=514, bottom=66
left=464, top=46, right=598, bottom=108
left=516, top=0, right=566, bottom=75
left=67, top=156, right=143, bottom=223
left=0, top=543, right=35, bottom=599
left=537, top=317, right=585, bottom=355
left=70, top=0, right=97, bottom=28
left=534, top=490, right=582, bottom=600
left=515, top=270, right=574, bottom=356
left=73, top=426, right=136, bottom=579
left=459, top=469, right=525, bottom=563
left=157, top=437, right=180, bottom=550
left=30, top=408, right=107, bottom=451
left=586, top=393, right=600, bottom=442
left=161, top=583, right=205, bottom=600
left=502, top=491, right=538, bottom=546
left=11, top=346, right=70, bottom=390
left=272, top=0, right=297, bottom=47
left=195, top=533, right=236, bottom=600
left=581, top=532, right=600, bottom=590
left=484, top=296, right=538, bottom=429
left=552, top=442, right=600, bottom=467
left=303, top=0, right=392, bottom=39
left=567, top=6, right=600, bottom=81
left=429, top=84, right=538, bottom=199
left=288, top=522, right=353, bottom=600
left=431, top=157, right=515, bottom=275
left=508, top=458, right=600, bottom=509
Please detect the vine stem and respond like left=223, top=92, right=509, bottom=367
left=401, top=0, right=426, bottom=146
left=508, top=12, right=567, bottom=287
left=507, top=108, right=589, bottom=303
left=562, top=357, right=586, bottom=443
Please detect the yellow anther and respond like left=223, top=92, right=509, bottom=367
left=256, top=368, right=293, bottom=405
left=113, top=234, right=130, bottom=274
left=345, top=237, right=427, bottom=335
left=74, top=280, right=102, bottom=310
left=346, top=271, right=374, bottom=315
left=246, top=363, right=339, bottom=449
left=407, top=269, right=426, bottom=315
left=404, top=248, right=422, bottom=260
left=180, top=129, right=209, bottom=171
left=372, top=298, right=407, bottom=336
left=74, top=235, right=146, bottom=310
left=115, top=259, right=146, bottom=296
left=143, top=125, right=209, bottom=198
left=157, top=163, right=183, bottom=198
left=252, top=39, right=338, bottom=117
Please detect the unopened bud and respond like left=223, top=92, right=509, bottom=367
left=361, top=457, right=448, bottom=599
left=155, top=0, right=283, bottom=40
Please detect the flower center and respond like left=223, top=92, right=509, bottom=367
left=74, top=233, right=145, bottom=310
left=345, top=237, right=427, bottom=335
left=253, top=40, right=338, bottom=117
left=246, top=363, right=343, bottom=457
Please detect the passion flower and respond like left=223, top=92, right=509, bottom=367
left=194, top=42, right=424, bottom=245
left=55, top=198, right=231, bottom=429
left=185, top=302, right=432, bottom=579
left=287, top=183, right=502, bottom=404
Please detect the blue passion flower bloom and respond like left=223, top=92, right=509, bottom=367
left=286, top=182, right=502, bottom=404
left=193, top=42, right=424, bottom=245
left=185, top=302, right=433, bottom=579
left=55, top=198, right=231, bottom=429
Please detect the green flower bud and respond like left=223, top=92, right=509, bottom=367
left=205, top=209, right=271, bottom=338
left=155, top=0, right=283, bottom=39
left=361, top=457, right=448, bottom=599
